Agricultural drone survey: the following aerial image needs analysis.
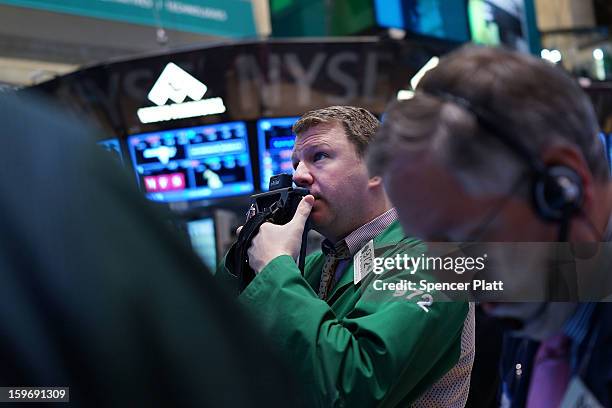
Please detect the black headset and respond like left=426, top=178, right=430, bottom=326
left=424, top=89, right=584, bottom=227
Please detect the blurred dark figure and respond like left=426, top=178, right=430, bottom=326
left=368, top=46, right=612, bottom=407
left=0, top=93, right=299, bottom=407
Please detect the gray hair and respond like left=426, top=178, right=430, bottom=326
left=368, top=45, right=607, bottom=196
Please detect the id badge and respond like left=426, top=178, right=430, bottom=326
left=353, top=239, right=375, bottom=285
left=559, top=376, right=603, bottom=408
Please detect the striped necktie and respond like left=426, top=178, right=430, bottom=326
left=318, top=240, right=351, bottom=301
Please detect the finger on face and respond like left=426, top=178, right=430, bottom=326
left=290, top=195, right=314, bottom=226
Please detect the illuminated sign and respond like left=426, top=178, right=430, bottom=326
left=137, top=63, right=226, bottom=124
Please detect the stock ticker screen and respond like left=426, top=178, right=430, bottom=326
left=128, top=122, right=254, bottom=202
left=257, top=117, right=299, bottom=190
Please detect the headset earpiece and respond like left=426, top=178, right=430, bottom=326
left=533, top=165, right=583, bottom=222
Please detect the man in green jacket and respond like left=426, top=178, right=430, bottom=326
left=219, top=106, right=474, bottom=407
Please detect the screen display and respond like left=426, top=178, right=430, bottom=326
left=375, top=0, right=470, bottom=42
left=257, top=117, right=299, bottom=191
left=186, top=218, right=217, bottom=270
left=468, top=0, right=528, bottom=52
left=128, top=122, right=254, bottom=202
left=97, top=138, right=124, bottom=164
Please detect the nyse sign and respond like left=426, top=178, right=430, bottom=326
left=232, top=50, right=394, bottom=113
left=30, top=38, right=454, bottom=135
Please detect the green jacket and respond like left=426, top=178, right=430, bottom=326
left=218, top=221, right=468, bottom=407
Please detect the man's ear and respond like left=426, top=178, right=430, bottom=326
left=368, top=175, right=384, bottom=188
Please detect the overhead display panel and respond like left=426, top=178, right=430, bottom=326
left=28, top=37, right=457, bottom=140
left=23, top=38, right=458, bottom=206
left=468, top=0, right=529, bottom=52
left=374, top=0, right=470, bottom=43
left=0, top=0, right=256, bottom=37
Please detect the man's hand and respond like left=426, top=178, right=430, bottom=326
left=246, top=195, right=314, bottom=273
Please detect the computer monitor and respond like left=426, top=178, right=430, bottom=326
left=374, top=0, right=470, bottom=42
left=186, top=217, right=217, bottom=271
left=468, top=0, right=529, bottom=52
left=257, top=117, right=299, bottom=191
left=97, top=138, right=124, bottom=164
left=128, top=122, right=254, bottom=202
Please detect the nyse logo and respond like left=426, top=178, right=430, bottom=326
left=137, top=63, right=226, bottom=124
left=147, top=63, right=207, bottom=106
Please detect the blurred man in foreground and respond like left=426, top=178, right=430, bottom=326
left=368, top=46, right=612, bottom=407
left=0, top=93, right=298, bottom=407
